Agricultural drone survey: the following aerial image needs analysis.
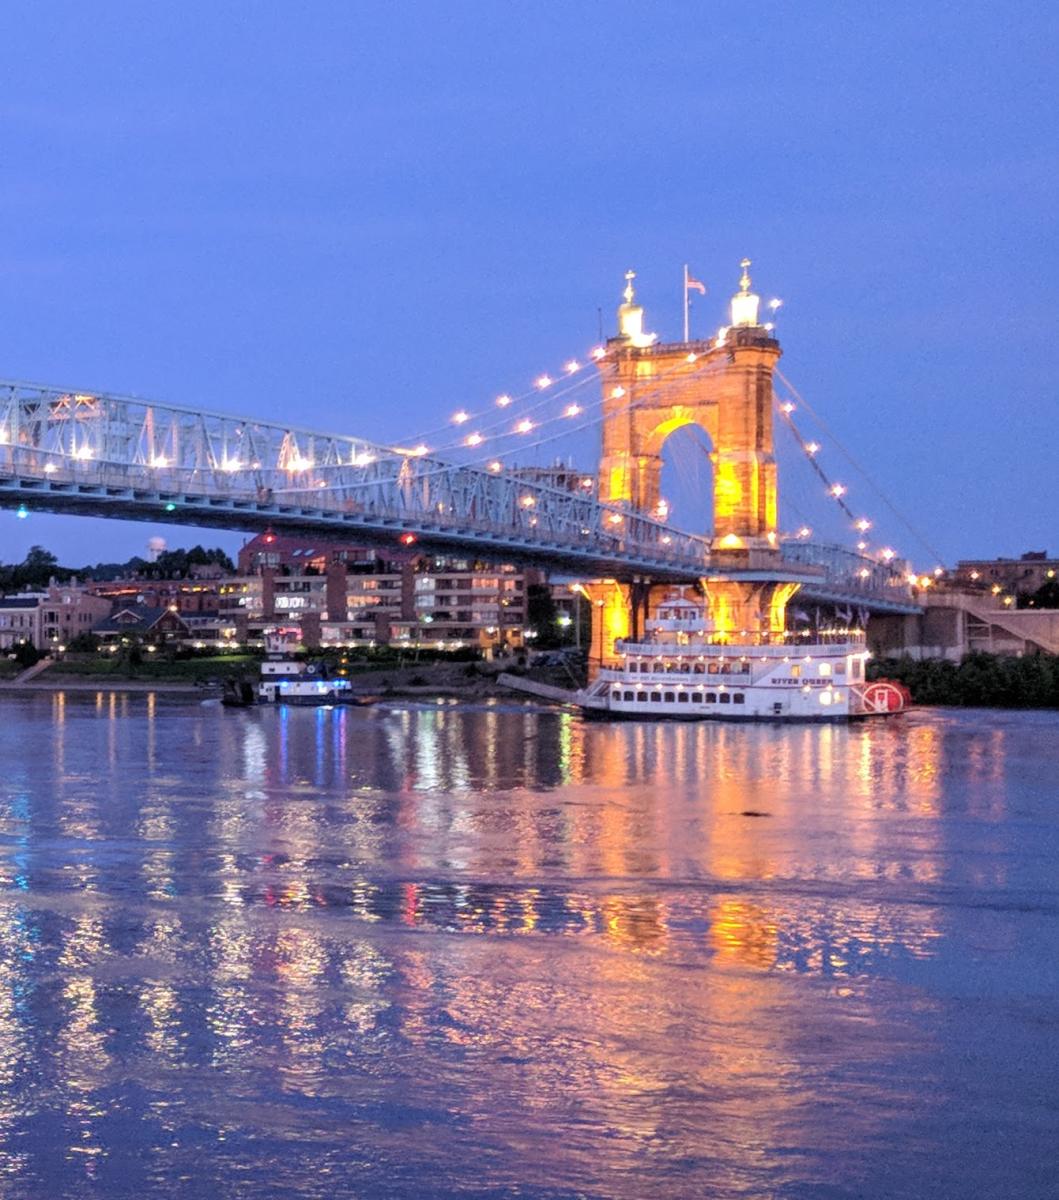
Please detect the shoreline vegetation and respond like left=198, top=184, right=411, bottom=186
left=869, top=653, right=1059, bottom=709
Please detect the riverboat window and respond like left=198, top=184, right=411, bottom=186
left=612, top=689, right=623, bottom=700
left=790, top=664, right=801, bottom=678
left=663, top=691, right=675, bottom=703
left=733, top=693, right=745, bottom=704
left=650, top=692, right=662, bottom=702
left=677, top=692, right=689, bottom=703
left=850, top=660, right=862, bottom=680
left=680, top=661, right=691, bottom=673
left=819, top=662, right=832, bottom=677
left=719, top=692, right=731, bottom=704
left=708, top=662, right=720, bottom=675
left=666, top=662, right=678, bottom=674
left=691, top=693, right=703, bottom=704
left=736, top=661, right=750, bottom=674
left=624, top=691, right=635, bottom=701
left=652, top=660, right=664, bottom=673
left=705, top=692, right=716, bottom=703
left=637, top=691, right=647, bottom=702
left=693, top=662, right=705, bottom=674
left=834, top=660, right=847, bottom=675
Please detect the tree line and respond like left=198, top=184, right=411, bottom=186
left=0, top=544, right=234, bottom=592
left=869, top=652, right=1059, bottom=708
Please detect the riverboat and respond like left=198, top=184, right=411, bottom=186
left=255, top=628, right=370, bottom=706
left=576, top=591, right=910, bottom=722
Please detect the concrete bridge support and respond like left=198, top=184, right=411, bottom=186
left=868, top=591, right=1059, bottom=660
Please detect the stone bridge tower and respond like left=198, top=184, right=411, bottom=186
left=586, top=263, right=800, bottom=669
left=597, top=261, right=781, bottom=558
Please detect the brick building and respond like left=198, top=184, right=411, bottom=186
left=953, top=551, right=1058, bottom=596
left=0, top=582, right=112, bottom=651
left=225, top=532, right=540, bottom=649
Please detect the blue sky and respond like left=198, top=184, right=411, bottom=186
left=0, top=2, right=1055, bottom=568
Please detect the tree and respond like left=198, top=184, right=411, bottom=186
left=1020, top=577, right=1059, bottom=609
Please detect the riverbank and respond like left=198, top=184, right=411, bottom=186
left=0, top=658, right=577, bottom=700
left=0, top=677, right=208, bottom=694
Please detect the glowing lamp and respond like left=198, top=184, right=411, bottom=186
left=496, top=394, right=512, bottom=408
left=399, top=533, right=417, bottom=546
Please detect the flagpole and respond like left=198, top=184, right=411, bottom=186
left=683, top=263, right=689, bottom=343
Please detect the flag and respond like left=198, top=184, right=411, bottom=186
left=685, top=274, right=707, bottom=295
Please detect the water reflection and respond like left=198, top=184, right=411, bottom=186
left=0, top=695, right=1052, bottom=1197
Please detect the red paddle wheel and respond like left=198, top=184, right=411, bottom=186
left=858, top=679, right=913, bottom=714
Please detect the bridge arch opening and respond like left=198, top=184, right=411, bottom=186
left=656, top=420, right=715, bottom=539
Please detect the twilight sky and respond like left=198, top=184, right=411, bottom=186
left=0, top=2, right=1055, bottom=569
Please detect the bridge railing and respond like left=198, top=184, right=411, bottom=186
left=782, top=539, right=912, bottom=599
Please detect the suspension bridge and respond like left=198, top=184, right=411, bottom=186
left=0, top=264, right=928, bottom=623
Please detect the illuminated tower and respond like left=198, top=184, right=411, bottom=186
left=587, top=263, right=798, bottom=667
left=597, top=262, right=780, bottom=552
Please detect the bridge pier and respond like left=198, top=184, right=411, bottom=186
left=584, top=572, right=802, bottom=678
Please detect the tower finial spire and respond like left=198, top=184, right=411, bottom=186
left=616, top=269, right=656, bottom=347
left=730, top=258, right=760, bottom=326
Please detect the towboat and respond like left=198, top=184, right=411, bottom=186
left=255, top=628, right=370, bottom=707
left=576, top=590, right=910, bottom=722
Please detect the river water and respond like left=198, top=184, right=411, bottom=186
left=0, top=693, right=1055, bottom=1199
